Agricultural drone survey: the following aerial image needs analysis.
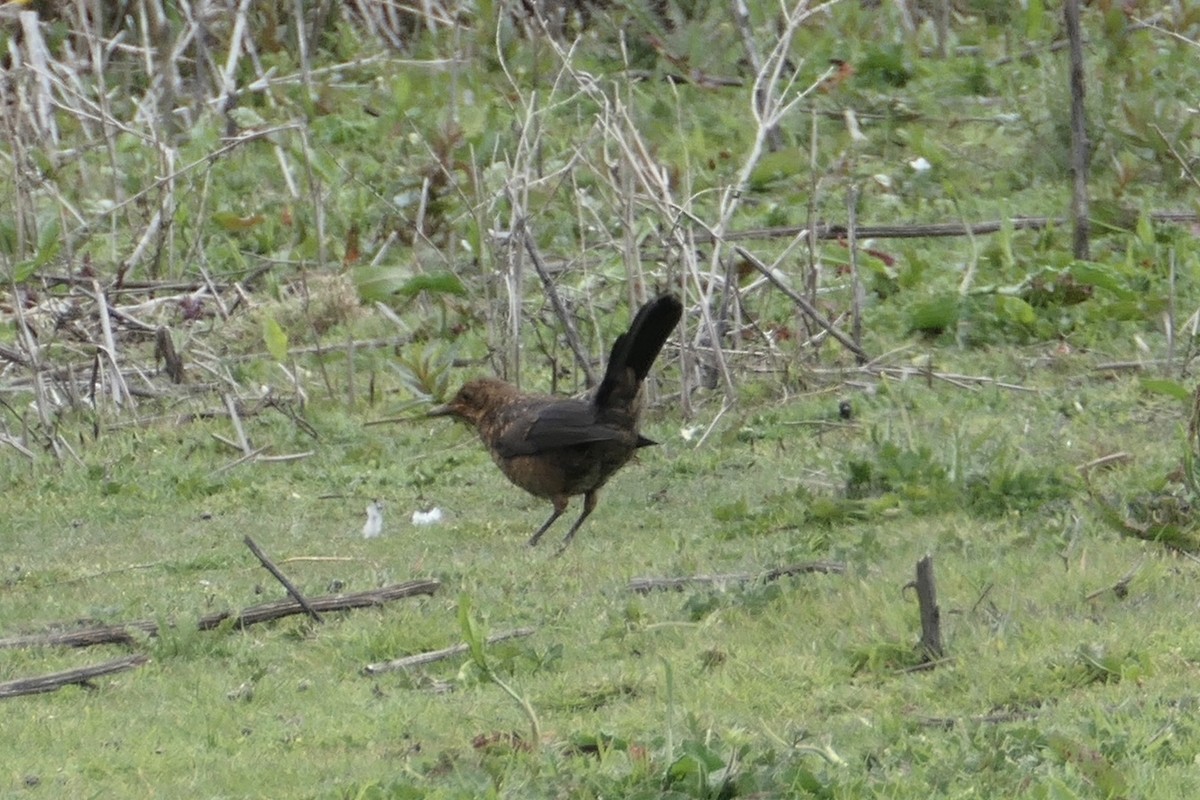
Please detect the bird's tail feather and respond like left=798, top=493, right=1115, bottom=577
left=595, top=293, right=683, bottom=410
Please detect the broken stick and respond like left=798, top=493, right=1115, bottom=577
left=911, top=554, right=944, bottom=661
left=243, top=535, right=322, bottom=623
left=0, top=654, right=149, bottom=700
left=363, top=628, right=535, bottom=675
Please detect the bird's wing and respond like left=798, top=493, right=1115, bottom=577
left=492, top=400, right=627, bottom=457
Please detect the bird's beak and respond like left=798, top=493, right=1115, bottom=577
left=427, top=403, right=455, bottom=418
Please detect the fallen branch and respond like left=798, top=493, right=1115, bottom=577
left=0, top=654, right=149, bottom=699
left=0, top=620, right=160, bottom=650
left=628, top=561, right=845, bottom=594
left=197, top=579, right=441, bottom=630
left=1, top=580, right=441, bottom=648
left=243, top=535, right=322, bottom=623
left=363, top=627, right=536, bottom=675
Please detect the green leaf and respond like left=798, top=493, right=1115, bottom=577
left=996, top=295, right=1036, bottom=326
left=227, top=106, right=267, bottom=129
left=665, top=752, right=710, bottom=789
left=212, top=211, right=265, bottom=232
left=396, top=272, right=467, bottom=299
left=1068, top=263, right=1132, bottom=298
left=1139, top=378, right=1191, bottom=402
left=262, top=315, right=289, bottom=362
left=908, top=294, right=959, bottom=334
left=390, top=73, right=411, bottom=109
left=0, top=218, right=17, bottom=256
left=1136, top=212, right=1155, bottom=248
left=1025, top=0, right=1045, bottom=39
left=457, top=594, right=487, bottom=669
left=11, top=259, right=38, bottom=282
left=34, top=218, right=62, bottom=267
left=459, top=103, right=487, bottom=140
left=475, top=0, right=494, bottom=30
left=665, top=740, right=727, bottom=791
left=748, top=148, right=807, bottom=190
left=353, top=268, right=467, bottom=303
left=1090, top=199, right=1138, bottom=233
left=351, top=265, right=407, bottom=302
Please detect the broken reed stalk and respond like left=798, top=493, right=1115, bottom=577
left=242, top=535, right=323, bottom=624
left=225, top=393, right=253, bottom=455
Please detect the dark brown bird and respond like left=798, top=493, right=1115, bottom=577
left=428, top=294, right=683, bottom=551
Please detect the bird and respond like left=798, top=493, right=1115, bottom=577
left=428, top=293, right=683, bottom=551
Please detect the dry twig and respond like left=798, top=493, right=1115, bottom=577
left=628, top=561, right=845, bottom=593
left=363, top=628, right=535, bottom=674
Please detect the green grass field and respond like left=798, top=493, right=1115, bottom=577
left=4, top=361, right=1199, bottom=797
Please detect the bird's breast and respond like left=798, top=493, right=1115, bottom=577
left=494, top=442, right=636, bottom=499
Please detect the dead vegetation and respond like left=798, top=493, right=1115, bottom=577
left=0, top=0, right=857, bottom=461
left=3, top=0, right=1198, bottom=465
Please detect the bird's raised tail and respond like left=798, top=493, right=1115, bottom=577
left=594, top=293, right=683, bottom=411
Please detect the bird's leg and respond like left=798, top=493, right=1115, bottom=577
left=553, top=491, right=599, bottom=555
left=527, top=496, right=569, bottom=546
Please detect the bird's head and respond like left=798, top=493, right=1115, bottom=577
left=427, top=377, right=520, bottom=427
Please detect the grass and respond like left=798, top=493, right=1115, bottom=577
left=4, top=365, right=1200, bottom=797
left=4, top=0, right=1200, bottom=797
